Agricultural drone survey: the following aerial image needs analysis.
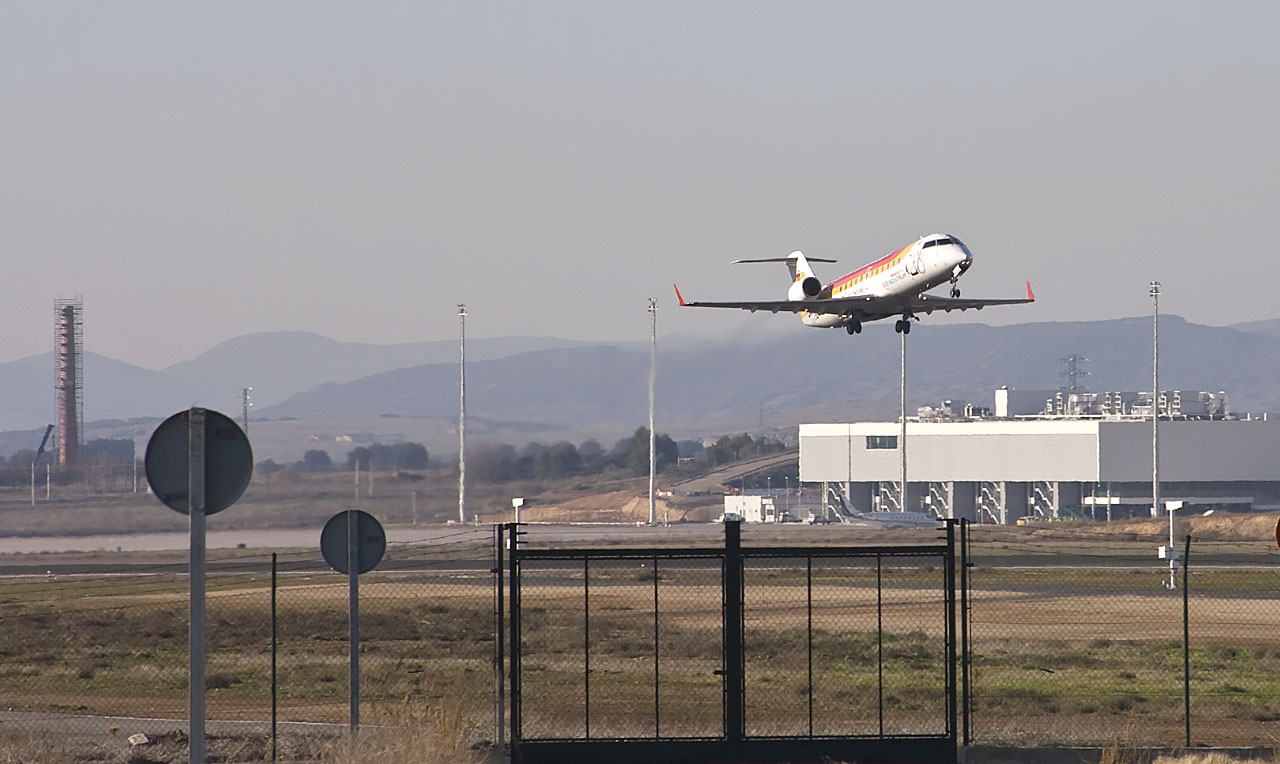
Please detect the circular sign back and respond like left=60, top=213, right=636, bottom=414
left=145, top=409, right=253, bottom=515
left=321, top=510, right=387, bottom=575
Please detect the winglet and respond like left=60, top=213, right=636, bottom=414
left=673, top=284, right=687, bottom=307
left=1026, top=281, right=1035, bottom=301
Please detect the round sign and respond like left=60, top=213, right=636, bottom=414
left=321, top=510, right=387, bottom=575
left=145, top=409, right=253, bottom=515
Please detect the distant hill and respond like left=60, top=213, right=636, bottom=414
left=4, top=317, right=1279, bottom=458
left=1230, top=318, right=1280, bottom=341
left=0, top=332, right=605, bottom=432
left=160, top=332, right=608, bottom=410
left=0, top=352, right=192, bottom=432
left=257, top=315, right=1280, bottom=435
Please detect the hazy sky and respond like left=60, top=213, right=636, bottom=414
left=3, top=2, right=1277, bottom=369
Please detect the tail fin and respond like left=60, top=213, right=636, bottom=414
left=732, top=251, right=835, bottom=283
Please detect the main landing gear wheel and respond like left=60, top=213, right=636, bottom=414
left=845, top=319, right=862, bottom=335
left=894, top=319, right=911, bottom=334
left=950, top=286, right=960, bottom=298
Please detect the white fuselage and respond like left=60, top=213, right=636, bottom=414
left=800, top=234, right=973, bottom=327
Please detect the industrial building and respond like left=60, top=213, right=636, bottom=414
left=799, top=388, right=1280, bottom=524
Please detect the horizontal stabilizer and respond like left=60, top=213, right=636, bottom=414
left=732, top=257, right=837, bottom=264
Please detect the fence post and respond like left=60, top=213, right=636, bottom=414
left=653, top=555, right=660, bottom=739
left=494, top=524, right=505, bottom=753
left=722, top=520, right=744, bottom=752
left=584, top=557, right=591, bottom=739
left=960, top=518, right=971, bottom=747
left=271, top=552, right=278, bottom=762
left=1183, top=533, right=1192, bottom=748
left=508, top=523, right=522, bottom=745
left=944, top=519, right=958, bottom=751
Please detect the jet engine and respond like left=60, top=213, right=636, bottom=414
left=788, top=276, right=822, bottom=301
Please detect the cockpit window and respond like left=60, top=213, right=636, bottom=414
left=934, top=237, right=953, bottom=247
left=922, top=240, right=936, bottom=249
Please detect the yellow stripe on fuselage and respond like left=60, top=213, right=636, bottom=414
left=829, top=243, right=912, bottom=296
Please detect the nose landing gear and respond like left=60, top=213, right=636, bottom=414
left=949, top=279, right=961, bottom=299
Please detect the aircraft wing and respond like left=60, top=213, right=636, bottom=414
left=908, top=281, right=1036, bottom=315
left=674, top=294, right=813, bottom=314
left=673, top=281, right=1035, bottom=316
left=675, top=284, right=908, bottom=315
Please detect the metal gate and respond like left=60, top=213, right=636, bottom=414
left=502, top=521, right=966, bottom=764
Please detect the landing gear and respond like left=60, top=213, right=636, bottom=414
left=845, top=319, right=862, bottom=335
left=949, top=279, right=960, bottom=298
left=894, top=319, right=911, bottom=334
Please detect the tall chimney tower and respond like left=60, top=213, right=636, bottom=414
left=54, top=297, right=83, bottom=468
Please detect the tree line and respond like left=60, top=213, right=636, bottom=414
left=257, top=441, right=430, bottom=476
left=464, top=428, right=784, bottom=482
left=0, top=428, right=785, bottom=488
left=250, top=428, right=785, bottom=484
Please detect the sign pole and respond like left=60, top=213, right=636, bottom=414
left=318, top=509, right=384, bottom=743
left=348, top=508, right=359, bottom=734
left=189, top=408, right=207, bottom=764
left=145, top=407, right=252, bottom=764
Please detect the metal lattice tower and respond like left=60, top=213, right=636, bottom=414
left=54, top=297, right=84, bottom=468
left=1059, top=354, right=1090, bottom=393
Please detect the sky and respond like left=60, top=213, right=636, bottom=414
left=3, top=2, right=1278, bottom=369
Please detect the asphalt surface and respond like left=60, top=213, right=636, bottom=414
left=2, top=521, right=1275, bottom=575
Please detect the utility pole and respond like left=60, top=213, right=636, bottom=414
left=458, top=304, right=468, bottom=524
left=648, top=297, right=657, bottom=526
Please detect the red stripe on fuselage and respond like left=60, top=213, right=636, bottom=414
left=827, top=243, right=912, bottom=291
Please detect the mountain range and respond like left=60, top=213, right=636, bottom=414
left=2, top=317, right=1278, bottom=460
left=254, top=315, right=1280, bottom=429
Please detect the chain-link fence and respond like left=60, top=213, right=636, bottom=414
left=968, top=527, right=1280, bottom=747
left=508, top=523, right=959, bottom=764
left=0, top=527, right=500, bottom=758
left=3, top=521, right=1277, bottom=760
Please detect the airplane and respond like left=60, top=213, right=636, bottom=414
left=673, top=233, right=1034, bottom=335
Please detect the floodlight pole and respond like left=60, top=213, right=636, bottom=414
left=458, top=304, right=468, bottom=524
left=648, top=298, right=658, bottom=526
left=1151, top=281, right=1160, bottom=524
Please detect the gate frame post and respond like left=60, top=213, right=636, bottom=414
left=944, top=519, right=959, bottom=755
left=722, top=520, right=744, bottom=753
left=508, top=523, right=522, bottom=746
left=495, top=523, right=506, bottom=753
left=960, top=518, right=972, bottom=747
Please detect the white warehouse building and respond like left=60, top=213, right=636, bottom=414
left=799, top=417, right=1280, bottom=524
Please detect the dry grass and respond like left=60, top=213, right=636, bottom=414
left=1154, top=757, right=1275, bottom=764
left=320, top=698, right=480, bottom=764
left=0, top=733, right=77, bottom=764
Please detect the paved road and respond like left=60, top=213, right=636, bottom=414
left=671, top=450, right=798, bottom=494
left=3, top=521, right=1275, bottom=575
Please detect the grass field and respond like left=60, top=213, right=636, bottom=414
left=1, top=511, right=1278, bottom=761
